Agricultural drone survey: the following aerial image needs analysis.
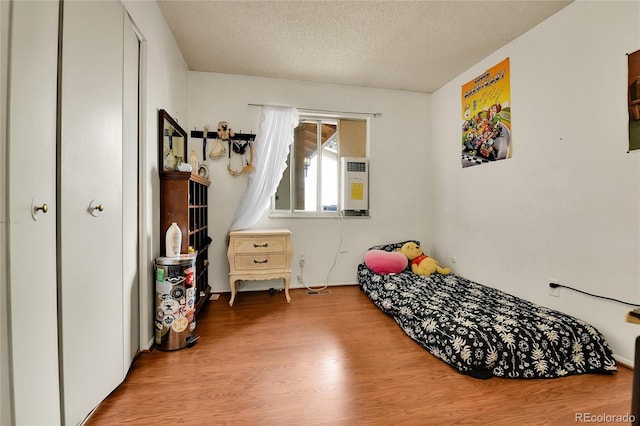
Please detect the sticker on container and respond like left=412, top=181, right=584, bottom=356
left=156, top=280, right=171, bottom=295
left=180, top=304, right=189, bottom=316
left=155, top=267, right=165, bottom=282
left=160, top=299, right=180, bottom=316
left=154, top=319, right=163, bottom=344
left=166, top=275, right=186, bottom=285
left=172, top=316, right=188, bottom=332
left=189, top=321, right=196, bottom=331
left=162, top=313, right=175, bottom=328
left=185, top=267, right=194, bottom=284
left=154, top=319, right=163, bottom=331
left=171, top=285, right=186, bottom=300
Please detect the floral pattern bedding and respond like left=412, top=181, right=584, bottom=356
left=358, top=242, right=618, bottom=379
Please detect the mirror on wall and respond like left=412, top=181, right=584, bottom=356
left=158, top=109, right=187, bottom=172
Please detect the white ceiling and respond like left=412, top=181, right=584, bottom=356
left=157, top=0, right=572, bottom=93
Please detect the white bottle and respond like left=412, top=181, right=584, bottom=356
left=165, top=222, right=182, bottom=258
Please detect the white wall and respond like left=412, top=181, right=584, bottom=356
left=122, top=0, right=189, bottom=348
left=188, top=72, right=431, bottom=294
left=430, top=0, right=640, bottom=364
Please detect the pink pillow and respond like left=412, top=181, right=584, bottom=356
left=364, top=250, right=408, bottom=275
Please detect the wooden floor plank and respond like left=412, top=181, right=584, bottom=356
left=86, top=286, right=634, bottom=425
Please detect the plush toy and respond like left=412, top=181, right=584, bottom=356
left=397, top=242, right=451, bottom=276
left=217, top=121, right=234, bottom=140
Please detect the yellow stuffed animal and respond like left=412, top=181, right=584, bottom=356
left=398, top=242, right=451, bottom=276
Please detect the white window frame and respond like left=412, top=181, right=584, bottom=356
left=270, top=112, right=370, bottom=218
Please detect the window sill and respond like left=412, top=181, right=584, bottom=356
left=269, top=211, right=370, bottom=219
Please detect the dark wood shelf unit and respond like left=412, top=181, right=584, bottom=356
left=160, top=170, right=212, bottom=315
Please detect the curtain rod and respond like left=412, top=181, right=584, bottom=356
left=248, top=103, right=382, bottom=118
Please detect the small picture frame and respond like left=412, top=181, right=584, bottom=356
left=159, top=109, right=187, bottom=172
left=198, top=165, right=209, bottom=179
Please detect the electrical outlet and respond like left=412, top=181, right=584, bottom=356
left=549, top=280, right=560, bottom=297
left=299, top=252, right=306, bottom=268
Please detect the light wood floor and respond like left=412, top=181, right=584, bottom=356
left=86, top=285, right=634, bottom=425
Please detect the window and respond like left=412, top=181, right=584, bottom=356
left=272, top=115, right=368, bottom=216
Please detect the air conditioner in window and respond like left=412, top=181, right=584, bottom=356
left=340, top=157, right=369, bottom=215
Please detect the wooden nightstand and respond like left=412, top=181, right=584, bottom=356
left=227, top=229, right=293, bottom=306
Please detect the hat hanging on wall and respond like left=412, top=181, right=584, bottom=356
left=209, top=140, right=226, bottom=159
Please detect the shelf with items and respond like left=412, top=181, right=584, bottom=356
left=160, top=170, right=212, bottom=316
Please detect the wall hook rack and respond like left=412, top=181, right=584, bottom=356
left=190, top=129, right=256, bottom=142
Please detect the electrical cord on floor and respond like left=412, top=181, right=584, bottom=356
left=550, top=282, right=640, bottom=307
left=324, top=210, right=345, bottom=287
left=297, top=240, right=327, bottom=292
left=298, top=261, right=326, bottom=292
left=298, top=211, right=345, bottom=292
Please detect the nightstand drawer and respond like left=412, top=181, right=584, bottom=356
left=234, top=253, right=287, bottom=270
left=233, top=236, right=287, bottom=254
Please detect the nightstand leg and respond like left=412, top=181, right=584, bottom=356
left=229, top=278, right=237, bottom=307
left=284, top=276, right=291, bottom=303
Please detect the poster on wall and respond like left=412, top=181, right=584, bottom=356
left=628, top=49, right=640, bottom=151
left=461, top=58, right=512, bottom=168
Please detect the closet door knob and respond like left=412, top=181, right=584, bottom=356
left=88, top=200, right=105, bottom=217
left=31, top=198, right=50, bottom=221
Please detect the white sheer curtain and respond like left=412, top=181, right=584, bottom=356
left=230, top=105, right=299, bottom=230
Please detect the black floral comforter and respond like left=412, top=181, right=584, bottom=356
left=357, top=244, right=617, bottom=379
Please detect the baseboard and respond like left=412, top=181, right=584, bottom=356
left=211, top=282, right=359, bottom=294
left=614, top=354, right=633, bottom=370
left=143, top=337, right=154, bottom=351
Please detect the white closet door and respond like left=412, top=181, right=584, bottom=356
left=6, top=1, right=61, bottom=424
left=59, top=2, right=125, bottom=424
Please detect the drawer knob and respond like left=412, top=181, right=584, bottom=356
left=253, top=259, right=269, bottom=264
left=253, top=242, right=269, bottom=248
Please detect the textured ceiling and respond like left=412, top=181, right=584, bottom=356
left=157, top=0, right=572, bottom=93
